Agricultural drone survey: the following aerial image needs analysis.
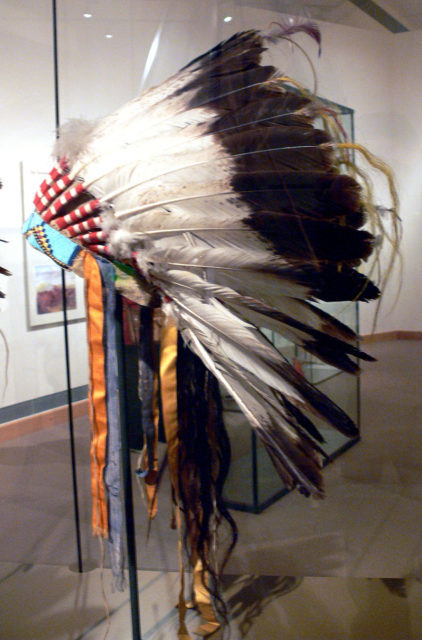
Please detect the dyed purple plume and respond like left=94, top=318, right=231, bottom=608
left=265, top=19, right=322, bottom=55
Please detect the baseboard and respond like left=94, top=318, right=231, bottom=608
left=0, top=399, right=89, bottom=443
left=361, top=330, right=422, bottom=343
left=1, top=330, right=420, bottom=443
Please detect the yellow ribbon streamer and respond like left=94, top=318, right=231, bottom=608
left=158, top=318, right=180, bottom=488
left=176, top=503, right=192, bottom=640
left=143, top=347, right=160, bottom=519
left=157, top=319, right=192, bottom=638
left=159, top=318, right=220, bottom=637
left=192, top=557, right=221, bottom=637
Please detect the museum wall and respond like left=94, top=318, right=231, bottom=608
left=0, top=0, right=420, bottom=418
left=381, top=29, right=422, bottom=334
left=0, top=2, right=89, bottom=413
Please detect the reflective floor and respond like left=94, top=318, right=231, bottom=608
left=1, top=563, right=422, bottom=639
left=1, top=340, right=422, bottom=638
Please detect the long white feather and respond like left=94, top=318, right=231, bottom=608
left=121, top=199, right=249, bottom=235
left=147, top=244, right=283, bottom=270
left=156, top=273, right=349, bottom=375
left=143, top=239, right=353, bottom=341
left=169, top=293, right=304, bottom=404
left=183, top=326, right=323, bottom=496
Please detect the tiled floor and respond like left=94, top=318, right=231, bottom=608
left=1, top=340, right=422, bottom=638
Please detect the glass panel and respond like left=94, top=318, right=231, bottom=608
left=0, top=0, right=94, bottom=584
left=296, top=302, right=359, bottom=385
left=223, top=102, right=360, bottom=512
left=223, top=397, right=257, bottom=508
left=3, top=4, right=416, bottom=639
left=0, top=1, right=66, bottom=568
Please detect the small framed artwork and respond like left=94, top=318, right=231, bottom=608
left=26, top=256, right=85, bottom=328
left=21, top=162, right=86, bottom=329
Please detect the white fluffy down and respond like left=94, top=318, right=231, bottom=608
left=53, top=119, right=97, bottom=166
left=108, top=228, right=136, bottom=259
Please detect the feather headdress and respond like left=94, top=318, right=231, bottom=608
left=29, top=21, right=399, bottom=618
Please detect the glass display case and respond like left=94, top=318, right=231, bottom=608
left=223, top=103, right=361, bottom=512
left=1, top=3, right=420, bottom=639
left=223, top=303, right=361, bottom=512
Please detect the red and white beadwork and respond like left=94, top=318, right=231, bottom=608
left=33, top=159, right=108, bottom=256
left=54, top=201, right=101, bottom=230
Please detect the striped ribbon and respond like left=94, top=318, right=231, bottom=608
left=99, top=259, right=125, bottom=591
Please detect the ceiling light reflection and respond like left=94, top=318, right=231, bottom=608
left=140, top=25, right=162, bottom=91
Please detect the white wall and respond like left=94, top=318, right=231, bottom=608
left=0, top=1, right=89, bottom=411
left=0, top=0, right=420, bottom=416
left=386, top=30, right=422, bottom=333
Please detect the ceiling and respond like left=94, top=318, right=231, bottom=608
left=3, top=1, right=420, bottom=33
left=375, top=0, right=422, bottom=30
left=238, top=0, right=422, bottom=32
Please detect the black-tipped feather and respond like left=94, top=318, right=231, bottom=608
left=208, top=93, right=312, bottom=134
left=277, top=361, right=359, bottom=437
left=180, top=30, right=263, bottom=73
left=304, top=265, right=381, bottom=302
left=179, top=66, right=276, bottom=108
left=225, top=297, right=373, bottom=373
left=231, top=172, right=365, bottom=229
left=245, top=210, right=374, bottom=263
left=282, top=396, right=326, bottom=445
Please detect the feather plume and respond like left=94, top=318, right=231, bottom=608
left=54, top=119, right=97, bottom=166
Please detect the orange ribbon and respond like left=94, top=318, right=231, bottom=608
left=84, top=253, right=108, bottom=537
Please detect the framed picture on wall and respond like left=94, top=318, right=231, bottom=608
left=21, top=162, right=86, bottom=329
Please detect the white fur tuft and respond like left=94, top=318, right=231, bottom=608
left=53, top=119, right=97, bottom=166
left=100, top=208, right=119, bottom=233
left=109, top=228, right=136, bottom=259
